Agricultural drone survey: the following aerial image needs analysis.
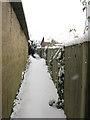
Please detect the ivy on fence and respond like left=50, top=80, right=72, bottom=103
left=56, top=46, right=65, bottom=109
left=48, top=46, right=65, bottom=109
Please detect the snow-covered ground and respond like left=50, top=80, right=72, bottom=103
left=11, top=54, right=66, bottom=118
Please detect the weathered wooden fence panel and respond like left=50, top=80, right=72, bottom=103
left=64, top=41, right=90, bottom=118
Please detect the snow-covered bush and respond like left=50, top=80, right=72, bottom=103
left=39, top=45, right=65, bottom=109
left=49, top=55, right=53, bottom=78
left=48, top=46, right=65, bottom=109
left=28, top=40, right=37, bottom=57
left=56, top=46, right=65, bottom=109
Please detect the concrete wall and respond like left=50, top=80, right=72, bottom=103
left=0, top=1, right=2, bottom=119
left=64, top=41, right=90, bottom=118
left=2, top=2, right=28, bottom=118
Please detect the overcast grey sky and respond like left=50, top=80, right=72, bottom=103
left=22, top=0, right=86, bottom=43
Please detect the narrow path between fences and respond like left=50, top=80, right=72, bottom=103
left=11, top=54, right=66, bottom=118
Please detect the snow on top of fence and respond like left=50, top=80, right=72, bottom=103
left=47, top=44, right=64, bottom=49
left=65, top=32, right=88, bottom=47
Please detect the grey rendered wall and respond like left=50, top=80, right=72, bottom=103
left=2, top=2, right=28, bottom=118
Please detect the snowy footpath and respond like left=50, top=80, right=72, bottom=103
left=11, top=54, right=66, bottom=118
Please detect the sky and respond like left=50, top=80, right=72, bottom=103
left=22, top=0, right=86, bottom=43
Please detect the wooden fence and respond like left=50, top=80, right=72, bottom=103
left=37, top=41, right=90, bottom=118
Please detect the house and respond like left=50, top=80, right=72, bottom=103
left=41, top=37, right=50, bottom=47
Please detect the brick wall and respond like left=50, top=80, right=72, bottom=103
left=2, top=2, right=28, bottom=118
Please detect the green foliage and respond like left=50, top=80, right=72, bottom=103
left=69, top=28, right=76, bottom=33
left=69, top=28, right=79, bottom=38
left=88, top=0, right=90, bottom=4
left=88, top=16, right=90, bottom=19
left=82, top=7, right=87, bottom=12
left=28, top=40, right=37, bottom=56
left=56, top=47, right=65, bottom=109
left=80, top=0, right=89, bottom=12
left=49, top=46, right=65, bottom=109
left=85, top=25, right=88, bottom=30
left=49, top=55, right=53, bottom=77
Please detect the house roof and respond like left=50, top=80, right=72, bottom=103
left=10, top=1, right=30, bottom=40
